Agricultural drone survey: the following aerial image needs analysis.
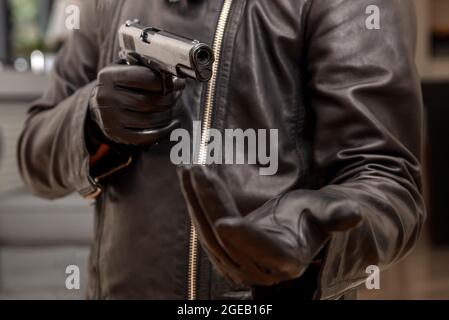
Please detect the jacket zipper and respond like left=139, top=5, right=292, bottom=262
left=95, top=191, right=106, bottom=298
left=188, top=0, right=234, bottom=300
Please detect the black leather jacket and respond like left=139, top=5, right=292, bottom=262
left=18, top=0, right=425, bottom=299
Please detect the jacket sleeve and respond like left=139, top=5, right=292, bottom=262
left=18, top=1, right=102, bottom=199
left=304, top=0, right=425, bottom=298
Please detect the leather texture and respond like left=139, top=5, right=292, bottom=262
left=18, top=0, right=425, bottom=300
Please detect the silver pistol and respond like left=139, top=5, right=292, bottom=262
left=119, top=20, right=214, bottom=93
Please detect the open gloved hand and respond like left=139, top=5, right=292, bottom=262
left=88, top=61, right=185, bottom=147
left=178, top=165, right=363, bottom=286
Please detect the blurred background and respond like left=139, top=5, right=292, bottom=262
left=0, top=0, right=448, bottom=300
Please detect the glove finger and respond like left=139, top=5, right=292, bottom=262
left=142, top=90, right=183, bottom=109
left=99, top=87, right=179, bottom=113
left=206, top=242, right=278, bottom=286
left=115, top=120, right=179, bottom=146
left=129, top=119, right=180, bottom=138
left=118, top=109, right=173, bottom=130
left=114, top=58, right=127, bottom=65
left=102, top=64, right=164, bottom=92
left=309, top=199, right=362, bottom=234
left=215, top=217, right=303, bottom=283
left=113, top=67, right=186, bottom=94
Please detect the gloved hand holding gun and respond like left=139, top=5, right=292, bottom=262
left=179, top=166, right=363, bottom=286
left=87, top=20, right=214, bottom=148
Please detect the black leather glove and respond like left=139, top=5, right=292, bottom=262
left=88, top=62, right=185, bottom=147
left=178, top=165, right=363, bottom=286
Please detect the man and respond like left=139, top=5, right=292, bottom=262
left=18, top=0, right=425, bottom=300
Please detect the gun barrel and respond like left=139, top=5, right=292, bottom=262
left=119, top=21, right=214, bottom=82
